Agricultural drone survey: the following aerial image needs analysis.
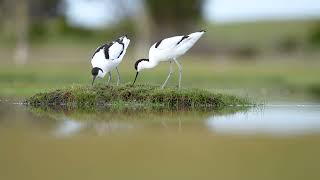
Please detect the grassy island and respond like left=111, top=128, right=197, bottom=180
left=25, top=84, right=251, bottom=110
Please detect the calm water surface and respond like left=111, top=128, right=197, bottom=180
left=1, top=101, right=320, bottom=180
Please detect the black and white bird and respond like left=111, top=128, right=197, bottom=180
left=91, top=35, right=130, bottom=86
left=132, top=30, right=205, bottom=89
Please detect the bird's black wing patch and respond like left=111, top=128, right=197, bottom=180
left=104, top=42, right=114, bottom=59
left=177, top=35, right=189, bottom=45
left=92, top=43, right=106, bottom=59
left=134, top=59, right=149, bottom=70
left=92, top=38, right=125, bottom=60
left=155, top=39, right=163, bottom=48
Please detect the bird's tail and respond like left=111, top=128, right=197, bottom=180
left=188, top=30, right=206, bottom=40
left=181, top=30, right=205, bottom=48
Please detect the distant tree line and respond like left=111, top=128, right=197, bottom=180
left=145, top=0, right=204, bottom=37
left=0, top=0, right=205, bottom=64
left=308, top=22, right=320, bottom=48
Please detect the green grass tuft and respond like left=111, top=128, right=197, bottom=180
left=25, top=84, right=251, bottom=110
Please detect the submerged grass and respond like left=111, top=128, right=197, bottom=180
left=25, top=84, right=251, bottom=110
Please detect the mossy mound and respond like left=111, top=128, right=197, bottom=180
left=25, top=84, right=251, bottom=110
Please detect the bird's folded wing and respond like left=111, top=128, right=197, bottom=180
left=107, top=41, right=124, bottom=60
left=155, top=35, right=189, bottom=50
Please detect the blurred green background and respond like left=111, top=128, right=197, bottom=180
left=1, top=2, right=320, bottom=180
left=1, top=0, right=320, bottom=102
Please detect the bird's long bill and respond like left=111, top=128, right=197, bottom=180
left=132, top=72, right=139, bottom=86
left=92, top=76, right=97, bottom=86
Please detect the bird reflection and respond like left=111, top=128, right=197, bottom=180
left=53, top=118, right=138, bottom=137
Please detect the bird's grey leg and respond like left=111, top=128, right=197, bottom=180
left=173, top=58, right=182, bottom=89
left=116, top=67, right=121, bottom=86
left=107, top=72, right=112, bottom=85
left=161, top=61, right=173, bottom=89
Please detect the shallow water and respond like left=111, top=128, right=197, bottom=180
left=1, top=102, right=320, bottom=180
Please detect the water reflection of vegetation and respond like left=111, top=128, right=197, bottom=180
left=28, top=104, right=250, bottom=125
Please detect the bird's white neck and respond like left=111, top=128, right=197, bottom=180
left=138, top=59, right=158, bottom=71
left=145, top=59, right=158, bottom=69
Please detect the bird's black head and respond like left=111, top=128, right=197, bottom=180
left=91, top=67, right=103, bottom=76
left=91, top=67, right=103, bottom=86
left=132, top=59, right=149, bottom=86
